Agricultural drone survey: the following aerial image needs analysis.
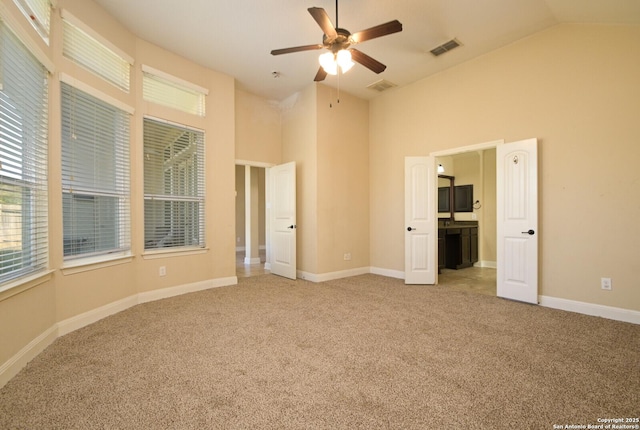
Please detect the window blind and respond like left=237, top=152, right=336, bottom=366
left=62, top=16, right=130, bottom=92
left=142, top=68, right=206, bottom=117
left=61, top=82, right=130, bottom=259
left=0, top=19, right=48, bottom=284
left=143, top=117, right=205, bottom=250
left=12, top=0, right=51, bottom=43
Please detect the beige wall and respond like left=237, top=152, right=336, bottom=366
left=235, top=89, right=282, bottom=165
left=281, top=86, right=318, bottom=274
left=370, top=23, right=640, bottom=311
left=316, top=85, right=370, bottom=274
left=280, top=84, right=370, bottom=277
left=0, top=0, right=236, bottom=375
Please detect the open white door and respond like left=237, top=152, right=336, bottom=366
left=269, top=161, right=297, bottom=280
left=405, top=156, right=437, bottom=284
left=497, top=138, right=538, bottom=303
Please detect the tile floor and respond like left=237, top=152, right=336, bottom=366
left=236, top=251, right=496, bottom=296
left=438, top=267, right=497, bottom=296
left=236, top=250, right=269, bottom=278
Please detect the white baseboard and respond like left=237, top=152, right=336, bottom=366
left=0, top=325, right=57, bottom=388
left=477, top=261, right=497, bottom=269
left=539, top=295, right=640, bottom=325
left=138, top=276, right=237, bottom=304
left=1, top=275, right=238, bottom=389
left=297, top=267, right=370, bottom=283
left=369, top=266, right=405, bottom=280
left=58, top=295, right=138, bottom=337
left=243, top=257, right=261, bottom=265
left=264, top=262, right=271, bottom=271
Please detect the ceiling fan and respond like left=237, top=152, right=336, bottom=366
left=270, top=0, right=403, bottom=82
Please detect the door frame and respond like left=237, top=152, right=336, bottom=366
left=429, top=140, right=504, bottom=285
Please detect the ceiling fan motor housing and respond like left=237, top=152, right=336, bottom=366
left=323, top=28, right=353, bottom=52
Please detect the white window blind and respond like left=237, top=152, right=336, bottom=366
left=143, top=118, right=205, bottom=250
left=61, top=82, right=130, bottom=259
left=0, top=19, right=48, bottom=284
left=142, top=66, right=206, bottom=117
left=12, top=0, right=51, bottom=44
left=62, top=13, right=131, bottom=92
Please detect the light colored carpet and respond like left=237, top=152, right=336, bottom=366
left=1, top=274, right=638, bottom=429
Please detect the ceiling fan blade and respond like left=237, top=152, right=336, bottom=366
left=314, top=66, right=328, bottom=82
left=271, top=44, right=324, bottom=55
left=308, top=7, right=337, bottom=38
left=350, top=49, right=387, bottom=74
left=350, top=20, right=403, bottom=44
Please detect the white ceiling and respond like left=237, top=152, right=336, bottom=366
left=91, top=0, right=640, bottom=101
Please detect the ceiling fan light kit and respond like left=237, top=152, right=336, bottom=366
left=270, top=0, right=402, bottom=82
left=319, top=49, right=354, bottom=75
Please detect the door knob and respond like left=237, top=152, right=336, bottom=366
left=407, top=227, right=416, bottom=231
left=288, top=225, right=297, bottom=229
left=521, top=229, right=535, bottom=235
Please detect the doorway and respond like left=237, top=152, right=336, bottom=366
left=433, top=142, right=499, bottom=296
left=235, top=164, right=268, bottom=278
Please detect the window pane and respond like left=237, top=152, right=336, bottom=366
left=62, top=193, right=119, bottom=257
left=61, top=82, right=130, bottom=260
left=12, top=0, right=51, bottom=43
left=143, top=117, right=204, bottom=250
left=144, top=199, right=202, bottom=249
left=0, top=19, right=48, bottom=284
left=142, top=71, right=205, bottom=116
left=62, top=18, right=130, bottom=92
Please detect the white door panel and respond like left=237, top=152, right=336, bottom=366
left=497, top=139, right=538, bottom=303
left=405, top=156, right=436, bottom=284
left=269, top=162, right=296, bottom=280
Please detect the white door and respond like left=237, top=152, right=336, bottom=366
left=497, top=138, right=538, bottom=303
left=269, top=161, right=297, bottom=280
left=405, top=156, right=437, bottom=284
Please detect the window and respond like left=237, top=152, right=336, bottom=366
left=143, top=118, right=205, bottom=250
left=61, top=82, right=130, bottom=260
left=0, top=19, right=48, bottom=284
left=12, top=0, right=51, bottom=44
left=62, top=11, right=132, bottom=92
left=142, top=65, right=207, bottom=117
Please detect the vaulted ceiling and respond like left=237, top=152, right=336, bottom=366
left=92, top=0, right=640, bottom=101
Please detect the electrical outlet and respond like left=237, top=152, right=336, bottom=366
left=344, top=253, right=351, bottom=261
left=159, top=266, right=166, bottom=277
left=601, top=277, right=611, bottom=290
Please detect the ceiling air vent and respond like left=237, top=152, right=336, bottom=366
left=430, top=38, right=462, bottom=57
left=367, top=79, right=397, bottom=93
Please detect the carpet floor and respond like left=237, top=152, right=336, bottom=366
left=1, top=274, right=638, bottom=429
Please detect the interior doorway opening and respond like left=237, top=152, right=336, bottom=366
left=235, top=164, right=269, bottom=278
left=432, top=141, right=500, bottom=296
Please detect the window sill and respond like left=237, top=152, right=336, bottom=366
left=61, top=253, right=134, bottom=275
left=142, top=247, right=209, bottom=260
left=0, top=270, right=55, bottom=302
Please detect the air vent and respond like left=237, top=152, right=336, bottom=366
left=367, top=79, right=397, bottom=92
left=430, top=38, right=462, bottom=57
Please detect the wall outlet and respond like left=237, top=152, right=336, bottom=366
left=159, top=266, right=166, bottom=277
left=344, top=253, right=351, bottom=261
left=601, top=277, right=612, bottom=290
